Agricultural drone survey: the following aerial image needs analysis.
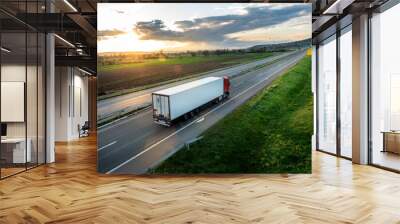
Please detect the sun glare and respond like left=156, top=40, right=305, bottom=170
left=98, top=32, right=189, bottom=52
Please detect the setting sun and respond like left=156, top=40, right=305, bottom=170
left=98, top=32, right=188, bottom=53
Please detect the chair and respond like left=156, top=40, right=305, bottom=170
left=78, top=121, right=90, bottom=138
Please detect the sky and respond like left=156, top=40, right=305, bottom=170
left=97, top=3, right=311, bottom=53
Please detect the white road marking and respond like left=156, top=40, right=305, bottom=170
left=106, top=53, right=304, bottom=174
left=98, top=107, right=152, bottom=132
left=98, top=141, right=117, bottom=152
left=196, top=117, right=205, bottom=123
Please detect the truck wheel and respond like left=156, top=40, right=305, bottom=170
left=224, top=93, right=229, bottom=99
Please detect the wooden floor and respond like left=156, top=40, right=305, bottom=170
left=1, top=167, right=26, bottom=178
left=1, top=135, right=400, bottom=224
left=373, top=150, right=400, bottom=171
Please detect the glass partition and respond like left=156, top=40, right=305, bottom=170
left=317, top=35, right=337, bottom=154
left=1, top=31, right=28, bottom=177
left=339, top=25, right=352, bottom=158
left=0, top=2, right=46, bottom=179
left=370, top=4, right=400, bottom=171
left=27, top=31, right=38, bottom=169
left=38, top=32, right=46, bottom=165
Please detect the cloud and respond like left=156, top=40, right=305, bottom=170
left=133, top=4, right=310, bottom=46
left=134, top=20, right=183, bottom=40
left=97, top=29, right=126, bottom=40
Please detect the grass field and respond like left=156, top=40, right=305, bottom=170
left=98, top=52, right=274, bottom=96
left=151, top=56, right=312, bottom=174
left=99, top=52, right=274, bottom=72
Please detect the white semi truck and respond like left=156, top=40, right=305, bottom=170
left=152, top=76, right=230, bottom=126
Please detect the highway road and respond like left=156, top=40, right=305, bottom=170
left=97, top=52, right=293, bottom=121
left=98, top=50, right=306, bottom=174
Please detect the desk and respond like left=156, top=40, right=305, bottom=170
left=382, top=131, right=400, bottom=154
left=1, top=138, right=31, bottom=163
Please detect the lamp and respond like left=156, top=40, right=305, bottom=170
left=322, top=0, right=355, bottom=15
left=78, top=67, right=93, bottom=76
left=63, top=0, right=78, bottom=12
left=54, top=34, right=75, bottom=48
left=1, top=47, right=11, bottom=53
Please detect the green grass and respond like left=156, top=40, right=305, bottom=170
left=151, top=56, right=312, bottom=174
left=98, top=52, right=274, bottom=72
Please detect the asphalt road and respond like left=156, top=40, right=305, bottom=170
left=98, top=50, right=306, bottom=174
left=97, top=52, right=293, bottom=121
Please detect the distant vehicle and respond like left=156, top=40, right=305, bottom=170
left=152, top=76, right=230, bottom=126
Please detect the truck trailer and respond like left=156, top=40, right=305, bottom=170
left=152, top=76, right=230, bottom=126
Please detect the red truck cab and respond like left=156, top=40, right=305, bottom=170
left=223, top=76, right=230, bottom=97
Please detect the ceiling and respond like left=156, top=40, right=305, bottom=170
left=1, top=0, right=319, bottom=75
left=0, top=0, right=97, bottom=74
left=311, top=0, right=390, bottom=41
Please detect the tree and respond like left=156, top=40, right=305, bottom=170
left=188, top=51, right=196, bottom=57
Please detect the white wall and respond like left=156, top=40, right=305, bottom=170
left=55, top=67, right=89, bottom=141
left=71, top=72, right=89, bottom=138
left=55, top=67, right=69, bottom=141
left=1, top=82, right=25, bottom=122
